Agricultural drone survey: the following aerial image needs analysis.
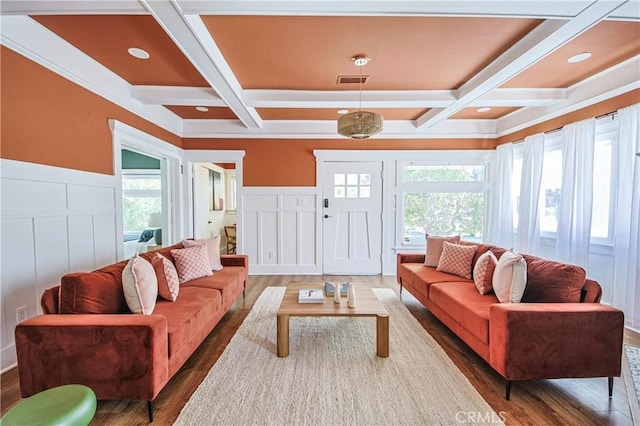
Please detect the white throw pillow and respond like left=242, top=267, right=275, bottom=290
left=492, top=250, right=527, bottom=303
left=182, top=236, right=224, bottom=271
left=122, top=254, right=158, bottom=314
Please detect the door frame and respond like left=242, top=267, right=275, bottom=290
left=314, top=150, right=398, bottom=275
left=182, top=150, right=245, bottom=253
left=110, top=120, right=183, bottom=260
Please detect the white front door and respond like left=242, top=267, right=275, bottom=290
left=322, top=162, right=383, bottom=274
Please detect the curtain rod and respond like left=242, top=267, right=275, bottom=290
left=513, top=109, right=618, bottom=144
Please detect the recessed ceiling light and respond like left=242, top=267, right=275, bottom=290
left=128, top=47, right=150, bottom=59
left=337, top=109, right=349, bottom=115
left=477, top=107, right=491, bottom=113
left=567, top=52, right=592, bottom=63
left=196, top=106, right=209, bottom=112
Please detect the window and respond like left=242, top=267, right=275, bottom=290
left=122, top=171, right=162, bottom=234
left=333, top=173, right=371, bottom=199
left=539, top=138, right=562, bottom=234
left=402, top=163, right=487, bottom=245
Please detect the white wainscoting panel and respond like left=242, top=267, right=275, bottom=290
left=0, top=159, right=118, bottom=372
left=242, top=187, right=320, bottom=274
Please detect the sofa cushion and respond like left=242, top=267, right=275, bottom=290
left=152, top=253, right=180, bottom=302
left=425, top=235, right=461, bottom=267
left=171, top=245, right=213, bottom=284
left=429, top=282, right=497, bottom=344
left=493, top=250, right=527, bottom=303
left=59, top=260, right=129, bottom=314
left=521, top=257, right=586, bottom=303
left=436, top=241, right=477, bottom=279
left=122, top=255, right=158, bottom=315
left=473, top=250, right=497, bottom=295
left=182, top=266, right=246, bottom=309
left=152, top=286, right=223, bottom=357
left=182, top=237, right=224, bottom=271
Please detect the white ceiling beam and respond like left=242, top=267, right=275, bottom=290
left=182, top=117, right=497, bottom=139
left=415, top=0, right=628, bottom=128
left=140, top=0, right=262, bottom=129
left=131, top=86, right=227, bottom=106
left=496, top=55, right=640, bottom=137
left=131, top=86, right=565, bottom=108
left=177, top=0, right=592, bottom=19
left=0, top=1, right=147, bottom=15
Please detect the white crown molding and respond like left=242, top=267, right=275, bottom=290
left=181, top=118, right=497, bottom=139
left=416, top=0, right=627, bottom=128
left=109, top=120, right=184, bottom=159
left=0, top=15, right=183, bottom=136
left=496, top=55, right=640, bottom=137
left=0, top=1, right=147, bottom=15
left=313, top=149, right=492, bottom=162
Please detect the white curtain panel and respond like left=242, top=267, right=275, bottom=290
left=486, top=143, right=514, bottom=248
left=611, top=103, right=640, bottom=329
left=555, top=118, right=595, bottom=269
left=517, top=133, right=544, bottom=255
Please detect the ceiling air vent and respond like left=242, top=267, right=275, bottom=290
left=336, top=75, right=369, bottom=84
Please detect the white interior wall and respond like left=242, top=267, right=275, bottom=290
left=0, top=159, right=119, bottom=372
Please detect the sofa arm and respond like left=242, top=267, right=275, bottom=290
left=15, top=314, right=169, bottom=401
left=489, top=303, right=624, bottom=381
left=221, top=254, right=249, bottom=289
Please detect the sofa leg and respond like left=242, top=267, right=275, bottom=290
left=243, top=289, right=246, bottom=300
left=147, top=400, right=154, bottom=423
left=505, top=381, right=512, bottom=400
left=399, top=284, right=403, bottom=295
left=608, top=377, right=614, bottom=399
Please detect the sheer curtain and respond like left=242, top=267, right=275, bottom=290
left=486, top=143, right=513, bottom=248
left=555, top=118, right=595, bottom=269
left=611, top=104, right=640, bottom=329
left=517, top=133, right=544, bottom=255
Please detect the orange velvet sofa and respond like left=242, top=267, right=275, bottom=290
left=397, top=242, right=625, bottom=399
left=14, top=243, right=248, bottom=422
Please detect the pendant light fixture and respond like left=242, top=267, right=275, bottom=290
left=337, top=54, right=383, bottom=139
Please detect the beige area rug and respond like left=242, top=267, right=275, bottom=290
left=175, top=287, right=503, bottom=425
left=623, top=344, right=640, bottom=424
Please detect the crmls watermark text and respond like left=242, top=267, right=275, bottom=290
left=455, top=411, right=507, bottom=424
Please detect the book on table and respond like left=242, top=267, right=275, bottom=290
left=324, top=281, right=349, bottom=297
left=298, top=288, right=324, bottom=303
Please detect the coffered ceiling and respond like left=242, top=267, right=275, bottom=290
left=1, top=1, right=639, bottom=139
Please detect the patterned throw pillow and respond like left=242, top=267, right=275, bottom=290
left=182, top=236, right=223, bottom=271
left=122, top=255, right=158, bottom=314
left=152, top=253, right=180, bottom=301
left=492, top=250, right=527, bottom=303
left=436, top=241, right=477, bottom=279
left=171, top=245, right=213, bottom=284
left=424, top=235, right=461, bottom=267
left=473, top=250, right=498, bottom=295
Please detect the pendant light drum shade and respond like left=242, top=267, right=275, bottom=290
left=337, top=110, right=383, bottom=139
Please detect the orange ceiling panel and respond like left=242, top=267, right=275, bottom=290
left=165, top=106, right=238, bottom=119
left=32, top=15, right=209, bottom=87
left=451, top=107, right=520, bottom=119
left=202, top=16, right=541, bottom=90
left=256, top=108, right=427, bottom=121
left=504, top=21, right=640, bottom=88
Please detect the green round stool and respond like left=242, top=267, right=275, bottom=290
left=1, top=384, right=96, bottom=426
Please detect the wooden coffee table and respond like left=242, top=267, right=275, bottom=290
left=276, top=282, right=389, bottom=358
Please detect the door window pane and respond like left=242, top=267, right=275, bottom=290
left=347, top=174, right=358, bottom=185
left=360, top=173, right=371, bottom=185
left=359, top=186, right=371, bottom=198
left=347, top=187, right=358, bottom=198
left=334, top=187, right=345, bottom=198
left=334, top=174, right=345, bottom=185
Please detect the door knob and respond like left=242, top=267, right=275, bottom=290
left=324, top=214, right=332, bottom=218
left=208, top=221, right=212, bottom=224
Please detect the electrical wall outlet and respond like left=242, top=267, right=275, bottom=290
left=16, top=306, right=27, bottom=323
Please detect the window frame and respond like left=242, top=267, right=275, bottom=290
left=121, top=169, right=163, bottom=234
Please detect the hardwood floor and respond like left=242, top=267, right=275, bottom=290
left=1, top=275, right=638, bottom=425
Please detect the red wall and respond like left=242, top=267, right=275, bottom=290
left=0, top=46, right=182, bottom=175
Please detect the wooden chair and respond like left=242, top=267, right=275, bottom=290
left=224, top=225, right=236, bottom=254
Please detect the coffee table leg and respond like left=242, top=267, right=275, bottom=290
left=376, top=314, right=389, bottom=357
left=277, top=314, right=289, bottom=357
